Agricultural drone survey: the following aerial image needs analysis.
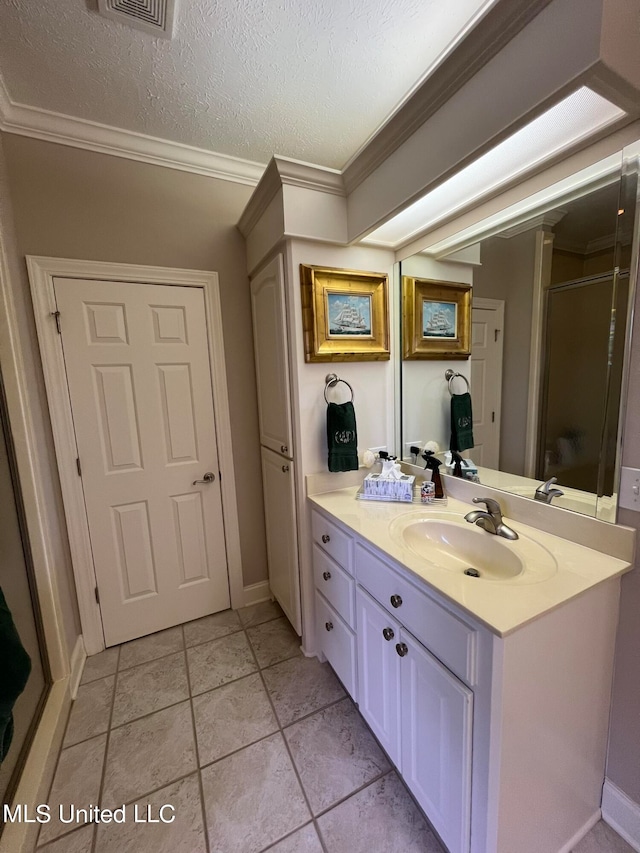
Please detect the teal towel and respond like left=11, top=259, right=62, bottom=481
left=0, top=586, right=32, bottom=765
left=450, top=392, right=474, bottom=452
left=327, top=402, right=358, bottom=473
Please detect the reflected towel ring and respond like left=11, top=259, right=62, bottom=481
left=445, top=369, right=470, bottom=396
left=324, top=373, right=355, bottom=404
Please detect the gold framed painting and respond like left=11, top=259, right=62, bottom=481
left=402, top=276, right=471, bottom=360
left=300, top=265, right=390, bottom=362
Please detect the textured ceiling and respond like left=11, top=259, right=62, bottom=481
left=0, top=0, right=498, bottom=168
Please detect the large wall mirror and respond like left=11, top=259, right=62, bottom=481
left=398, top=143, right=639, bottom=521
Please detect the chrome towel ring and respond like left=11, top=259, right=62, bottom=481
left=324, top=373, right=355, bottom=404
left=445, top=369, right=470, bottom=396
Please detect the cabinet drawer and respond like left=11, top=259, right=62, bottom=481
left=311, top=510, right=352, bottom=572
left=355, top=543, right=476, bottom=685
left=316, top=592, right=357, bottom=700
left=313, top=545, right=355, bottom=628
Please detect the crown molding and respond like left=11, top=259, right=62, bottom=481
left=0, top=74, right=265, bottom=187
left=237, top=155, right=345, bottom=237
left=497, top=209, right=567, bottom=238
left=341, top=0, right=555, bottom=195
left=554, top=232, right=617, bottom=254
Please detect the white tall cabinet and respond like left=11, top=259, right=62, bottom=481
left=251, top=254, right=302, bottom=633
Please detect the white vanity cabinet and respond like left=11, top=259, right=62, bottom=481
left=311, top=511, right=357, bottom=699
left=355, top=548, right=473, bottom=853
left=309, top=499, right=624, bottom=853
left=311, top=507, right=475, bottom=853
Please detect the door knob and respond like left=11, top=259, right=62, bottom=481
left=390, top=594, right=403, bottom=608
left=282, top=465, right=290, bottom=473
left=192, top=472, right=215, bottom=485
left=322, top=571, right=331, bottom=581
left=396, top=642, right=408, bottom=657
left=325, top=621, right=333, bottom=632
left=382, top=627, right=394, bottom=641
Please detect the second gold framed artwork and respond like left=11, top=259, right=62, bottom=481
left=402, top=276, right=471, bottom=360
left=300, top=265, right=390, bottom=362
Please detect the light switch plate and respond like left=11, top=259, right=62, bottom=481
left=619, top=466, right=640, bottom=511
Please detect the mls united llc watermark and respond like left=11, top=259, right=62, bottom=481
left=4, top=803, right=176, bottom=825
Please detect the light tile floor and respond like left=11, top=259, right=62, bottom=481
left=35, top=602, right=634, bottom=853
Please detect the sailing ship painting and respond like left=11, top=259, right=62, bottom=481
left=327, top=293, right=372, bottom=337
left=422, top=299, right=457, bottom=339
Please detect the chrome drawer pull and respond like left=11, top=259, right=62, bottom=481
left=396, top=642, right=408, bottom=657
left=325, top=621, right=334, bottom=632
left=322, top=534, right=331, bottom=543
left=390, top=594, right=403, bottom=608
left=322, top=571, right=331, bottom=581
left=382, top=627, right=394, bottom=641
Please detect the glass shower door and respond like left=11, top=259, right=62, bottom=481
left=0, top=369, right=49, bottom=817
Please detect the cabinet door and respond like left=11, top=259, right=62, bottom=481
left=250, top=255, right=293, bottom=456
left=260, top=447, right=301, bottom=634
left=400, top=630, right=473, bottom=853
left=356, top=587, right=402, bottom=766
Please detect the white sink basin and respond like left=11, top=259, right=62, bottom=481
left=389, top=511, right=558, bottom=584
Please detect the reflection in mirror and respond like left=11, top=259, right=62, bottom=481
left=399, top=146, right=639, bottom=521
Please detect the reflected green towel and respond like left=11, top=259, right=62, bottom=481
left=327, top=402, right=358, bottom=472
left=0, top=586, right=32, bottom=764
left=450, top=392, right=474, bottom=452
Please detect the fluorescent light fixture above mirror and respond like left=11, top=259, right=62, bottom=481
left=425, top=152, right=622, bottom=257
left=364, top=87, right=626, bottom=248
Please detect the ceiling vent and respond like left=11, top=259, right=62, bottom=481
left=97, top=0, right=176, bottom=38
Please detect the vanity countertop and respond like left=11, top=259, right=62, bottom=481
left=308, top=487, right=633, bottom=637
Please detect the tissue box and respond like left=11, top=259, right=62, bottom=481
left=445, top=457, right=478, bottom=479
left=363, top=472, right=415, bottom=502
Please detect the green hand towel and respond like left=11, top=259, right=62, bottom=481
left=0, top=586, right=32, bottom=765
left=327, top=401, right=358, bottom=472
left=450, top=392, right=474, bottom=453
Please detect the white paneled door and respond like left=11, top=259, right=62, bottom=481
left=470, top=300, right=504, bottom=469
left=54, top=277, right=230, bottom=646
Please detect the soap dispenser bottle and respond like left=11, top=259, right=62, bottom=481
left=422, top=450, right=444, bottom=498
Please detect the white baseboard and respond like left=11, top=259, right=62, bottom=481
left=602, top=779, right=640, bottom=852
left=557, top=811, right=601, bottom=853
left=69, top=634, right=86, bottom=699
left=242, top=580, right=272, bottom=607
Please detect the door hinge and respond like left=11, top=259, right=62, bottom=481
left=492, top=412, right=495, bottom=423
left=51, top=311, right=61, bottom=334
left=494, top=328, right=500, bottom=342
left=76, top=457, right=82, bottom=476
left=218, top=471, right=222, bottom=482
left=94, top=586, right=100, bottom=605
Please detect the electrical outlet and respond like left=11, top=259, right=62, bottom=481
left=619, top=466, right=640, bottom=511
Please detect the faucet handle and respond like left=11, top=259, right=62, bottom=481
left=472, top=496, right=501, bottom=515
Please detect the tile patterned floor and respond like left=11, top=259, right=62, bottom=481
left=35, top=602, right=634, bottom=853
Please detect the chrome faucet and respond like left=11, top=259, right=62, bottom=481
left=534, top=477, right=564, bottom=504
left=464, top=497, right=519, bottom=540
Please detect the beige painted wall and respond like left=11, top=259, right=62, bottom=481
left=0, top=133, right=80, bottom=657
left=1, top=135, right=268, bottom=618
left=472, top=229, right=537, bottom=475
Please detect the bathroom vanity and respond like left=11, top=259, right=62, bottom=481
left=308, top=486, right=633, bottom=853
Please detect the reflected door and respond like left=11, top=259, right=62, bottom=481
left=470, top=301, right=503, bottom=468
left=54, top=278, right=230, bottom=646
